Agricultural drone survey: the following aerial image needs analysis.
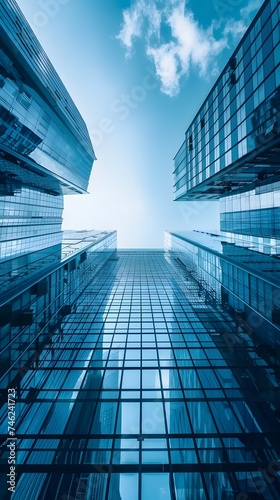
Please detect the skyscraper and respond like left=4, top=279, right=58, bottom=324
left=171, top=0, right=280, bottom=349
left=173, top=0, right=280, bottom=202
left=0, top=2, right=119, bottom=494
left=0, top=0, right=113, bottom=392
left=0, top=0, right=96, bottom=263
left=1, top=249, right=280, bottom=499
left=165, top=229, right=280, bottom=348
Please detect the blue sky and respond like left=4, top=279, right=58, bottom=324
left=16, top=0, right=262, bottom=248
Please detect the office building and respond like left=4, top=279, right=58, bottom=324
left=0, top=4, right=120, bottom=497
left=0, top=249, right=280, bottom=499
left=0, top=0, right=102, bottom=392
left=0, top=0, right=96, bottom=261
left=172, top=0, right=280, bottom=348
left=165, top=230, right=280, bottom=348
left=173, top=0, right=280, bottom=201
left=0, top=0, right=95, bottom=196
left=0, top=0, right=96, bottom=269
left=0, top=229, right=117, bottom=393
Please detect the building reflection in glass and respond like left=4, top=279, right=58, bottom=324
left=0, top=231, right=116, bottom=394
left=1, top=250, right=280, bottom=499
left=166, top=230, right=280, bottom=348
left=173, top=1, right=280, bottom=202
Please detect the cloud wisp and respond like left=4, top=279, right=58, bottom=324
left=222, top=0, right=264, bottom=41
left=117, top=0, right=261, bottom=97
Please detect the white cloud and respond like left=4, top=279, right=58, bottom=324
left=146, top=6, right=229, bottom=96
left=223, top=19, right=247, bottom=40
left=146, top=3, right=162, bottom=42
left=116, top=0, right=145, bottom=55
left=147, top=43, right=180, bottom=96
left=169, top=7, right=228, bottom=77
left=117, top=0, right=260, bottom=96
left=222, top=0, right=264, bottom=45
left=224, top=0, right=263, bottom=40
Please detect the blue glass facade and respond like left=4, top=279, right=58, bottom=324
left=0, top=188, right=64, bottom=262
left=165, top=231, right=280, bottom=347
left=0, top=0, right=101, bottom=395
left=0, top=0, right=96, bottom=195
left=0, top=0, right=97, bottom=284
left=171, top=0, right=280, bottom=358
left=173, top=0, right=280, bottom=201
left=0, top=230, right=117, bottom=391
left=1, top=250, right=280, bottom=499
left=220, top=181, right=280, bottom=238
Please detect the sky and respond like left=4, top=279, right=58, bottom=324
left=16, top=0, right=263, bottom=248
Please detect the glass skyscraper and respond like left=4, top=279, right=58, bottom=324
left=0, top=0, right=101, bottom=393
left=171, top=0, right=280, bottom=351
left=165, top=230, right=280, bottom=348
left=173, top=0, right=280, bottom=201
left=1, top=249, right=280, bottom=499
left=0, top=0, right=95, bottom=195
left=0, top=0, right=118, bottom=478
left=0, top=229, right=117, bottom=392
left=0, top=0, right=96, bottom=267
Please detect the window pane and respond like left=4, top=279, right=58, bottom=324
left=142, top=473, right=171, bottom=500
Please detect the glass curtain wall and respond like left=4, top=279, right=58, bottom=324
left=1, top=250, right=279, bottom=499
